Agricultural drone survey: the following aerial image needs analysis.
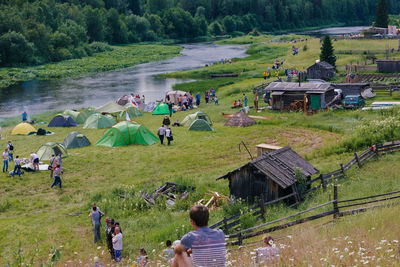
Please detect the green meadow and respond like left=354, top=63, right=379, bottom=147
left=1, top=35, right=400, bottom=265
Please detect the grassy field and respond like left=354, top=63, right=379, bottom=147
left=1, top=34, right=400, bottom=266
left=0, top=44, right=182, bottom=90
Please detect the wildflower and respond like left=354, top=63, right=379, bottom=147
left=97, top=246, right=101, bottom=249
left=376, top=247, right=382, bottom=250
left=393, top=240, right=399, bottom=243
left=289, top=258, right=294, bottom=261
left=250, top=252, right=256, bottom=255
left=349, top=252, right=355, bottom=256
left=348, top=241, right=352, bottom=244
left=385, top=249, right=393, bottom=253
left=74, top=252, right=78, bottom=255
left=345, top=248, right=349, bottom=252
left=153, top=249, right=156, bottom=253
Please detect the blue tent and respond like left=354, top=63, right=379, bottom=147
left=48, top=115, right=78, bottom=127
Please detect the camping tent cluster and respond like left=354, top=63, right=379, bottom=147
left=11, top=123, right=36, bottom=135
left=83, top=114, right=116, bottom=129
left=48, top=115, right=78, bottom=127
left=63, top=132, right=91, bottom=149
left=181, top=112, right=214, bottom=131
left=152, top=103, right=170, bottom=115
left=96, top=121, right=158, bottom=147
left=36, top=142, right=68, bottom=160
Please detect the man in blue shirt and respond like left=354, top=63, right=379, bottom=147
left=22, top=111, right=27, bottom=122
left=175, top=205, right=226, bottom=267
left=195, top=92, right=201, bottom=106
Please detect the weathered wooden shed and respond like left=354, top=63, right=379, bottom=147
left=307, top=61, right=336, bottom=81
left=216, top=146, right=319, bottom=203
left=376, top=59, right=400, bottom=73
left=332, top=83, right=370, bottom=97
left=266, top=82, right=335, bottom=111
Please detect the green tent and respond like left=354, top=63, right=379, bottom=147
left=182, top=112, right=212, bottom=126
left=83, top=114, right=116, bottom=129
left=37, top=142, right=68, bottom=161
left=120, top=106, right=142, bottom=120
left=95, top=121, right=158, bottom=147
left=95, top=101, right=126, bottom=114
left=188, top=119, right=214, bottom=131
left=63, top=110, right=90, bottom=124
left=63, top=131, right=91, bottom=149
left=152, top=103, right=170, bottom=115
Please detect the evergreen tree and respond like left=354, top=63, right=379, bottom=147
left=375, top=0, right=388, bottom=28
left=320, top=35, right=336, bottom=67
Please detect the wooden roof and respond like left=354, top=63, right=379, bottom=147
left=217, top=146, right=319, bottom=189
left=266, top=82, right=333, bottom=93
left=308, top=61, right=335, bottom=70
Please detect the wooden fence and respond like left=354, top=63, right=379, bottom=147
left=336, top=49, right=398, bottom=55
left=211, top=141, right=400, bottom=235
left=226, top=186, right=400, bottom=246
left=371, top=84, right=400, bottom=97
left=345, top=64, right=377, bottom=72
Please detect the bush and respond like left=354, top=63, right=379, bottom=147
left=88, top=42, right=112, bottom=53
left=303, top=44, right=308, bottom=51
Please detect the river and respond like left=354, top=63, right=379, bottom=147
left=0, top=43, right=247, bottom=119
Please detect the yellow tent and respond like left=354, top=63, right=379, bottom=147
left=11, top=123, right=36, bottom=135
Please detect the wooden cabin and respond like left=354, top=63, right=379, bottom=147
left=332, top=83, right=370, bottom=97
left=266, top=82, right=335, bottom=111
left=376, top=59, right=400, bottom=73
left=217, top=146, right=318, bottom=203
left=307, top=61, right=336, bottom=81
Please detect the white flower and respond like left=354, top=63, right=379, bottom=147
left=376, top=247, right=382, bottom=250
left=385, top=249, right=393, bottom=253
left=74, top=252, right=78, bottom=255
left=97, top=246, right=101, bottom=249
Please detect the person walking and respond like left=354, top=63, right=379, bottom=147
left=7, top=141, right=13, bottom=161
left=89, top=206, right=103, bottom=243
left=12, top=155, right=21, bottom=177
left=49, top=154, right=57, bottom=178
left=50, top=164, right=63, bottom=191
left=163, top=115, right=171, bottom=127
left=30, top=152, right=39, bottom=171
left=168, top=102, right=173, bottom=117
left=195, top=92, right=201, bottom=106
left=2, top=148, right=9, bottom=173
left=112, top=227, right=123, bottom=263
left=166, top=127, right=173, bottom=146
left=157, top=125, right=166, bottom=145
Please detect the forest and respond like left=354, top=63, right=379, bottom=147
left=0, top=0, right=400, bottom=66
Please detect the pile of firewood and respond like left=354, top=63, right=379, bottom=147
left=197, top=191, right=230, bottom=209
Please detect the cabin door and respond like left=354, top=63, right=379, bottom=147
left=253, top=179, right=268, bottom=202
left=310, top=94, right=320, bottom=110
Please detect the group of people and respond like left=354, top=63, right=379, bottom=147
left=2, top=141, right=18, bottom=176
left=204, top=88, right=218, bottom=105
left=232, top=93, right=259, bottom=110
left=158, top=118, right=173, bottom=145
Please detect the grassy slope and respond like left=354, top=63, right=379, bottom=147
left=1, top=35, right=400, bottom=265
left=0, top=44, right=182, bottom=89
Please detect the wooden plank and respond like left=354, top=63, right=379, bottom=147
left=227, top=200, right=334, bottom=238
left=338, top=201, right=400, bottom=217
left=338, top=194, right=400, bottom=209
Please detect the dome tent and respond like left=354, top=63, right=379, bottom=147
left=11, top=123, right=36, bottom=135
left=152, top=103, right=170, bottom=115
left=95, top=101, right=126, bottom=114
left=188, top=119, right=214, bottom=131
left=120, top=106, right=142, bottom=120
left=181, top=112, right=212, bottom=126
left=83, top=114, right=116, bottom=129
left=37, top=142, right=68, bottom=161
left=63, top=131, right=91, bottom=149
left=116, top=95, right=131, bottom=106
left=48, top=115, right=78, bottom=127
left=224, top=111, right=256, bottom=127
left=63, top=110, right=90, bottom=124
left=95, top=121, right=158, bottom=147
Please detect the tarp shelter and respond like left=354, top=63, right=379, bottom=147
left=48, top=115, right=78, bottom=127
left=165, top=90, right=187, bottom=105
left=96, top=121, right=158, bottom=147
left=63, top=110, right=90, bottom=124
left=152, top=103, right=170, bottom=115
left=116, top=95, right=131, bottom=105
left=95, top=101, right=126, bottom=114
left=182, top=112, right=212, bottom=126
left=37, top=142, right=68, bottom=161
left=188, top=119, right=214, bottom=131
left=225, top=111, right=256, bottom=127
left=143, top=102, right=157, bottom=112
left=120, top=106, right=142, bottom=119
left=11, top=123, right=36, bottom=135
left=63, top=131, right=91, bottom=149
left=83, top=114, right=116, bottom=129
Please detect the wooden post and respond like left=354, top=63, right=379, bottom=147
left=259, top=195, right=266, bottom=218
left=333, top=185, right=339, bottom=219
left=340, top=163, right=345, bottom=178
left=238, top=231, right=243, bottom=246
left=223, top=216, right=228, bottom=234
left=292, top=184, right=301, bottom=206
left=354, top=152, right=362, bottom=168
left=321, top=174, right=327, bottom=192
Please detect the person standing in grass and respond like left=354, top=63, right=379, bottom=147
left=2, top=148, right=9, bottom=173
left=195, top=92, right=201, bottom=106
left=254, top=92, right=259, bottom=111
left=255, top=235, right=280, bottom=266
left=243, top=93, right=248, bottom=107
left=205, top=90, right=210, bottom=104
left=58, top=153, right=62, bottom=169
left=158, top=124, right=166, bottom=145
left=175, top=204, right=226, bottom=267
left=7, top=141, right=13, bottom=161
left=163, top=115, right=171, bottom=127
left=215, top=96, right=219, bottom=105
left=49, top=154, right=57, bottom=178
left=168, top=102, right=173, bottom=117
left=12, top=155, right=21, bottom=177
left=22, top=111, right=27, bottom=122
left=112, top=227, right=123, bottom=263
left=89, top=206, right=103, bottom=243
left=30, top=152, right=39, bottom=171
left=137, top=248, right=148, bottom=266
left=106, top=219, right=116, bottom=260
left=163, top=240, right=175, bottom=263
left=166, top=127, right=173, bottom=146
left=50, top=164, right=63, bottom=191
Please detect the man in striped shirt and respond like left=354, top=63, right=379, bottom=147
left=176, top=204, right=226, bottom=267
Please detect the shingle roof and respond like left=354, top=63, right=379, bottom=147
left=224, top=111, right=256, bottom=127
left=266, top=82, right=333, bottom=93
left=217, top=146, right=319, bottom=189
left=314, top=61, right=335, bottom=69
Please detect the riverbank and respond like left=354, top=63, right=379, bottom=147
left=0, top=44, right=182, bottom=90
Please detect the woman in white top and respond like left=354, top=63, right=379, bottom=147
left=165, top=127, right=173, bottom=146
left=2, top=148, right=9, bottom=173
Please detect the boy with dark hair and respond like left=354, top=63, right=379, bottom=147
left=163, top=239, right=174, bottom=262
left=175, top=204, right=226, bottom=266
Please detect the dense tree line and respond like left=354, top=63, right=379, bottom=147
left=0, top=0, right=400, bottom=67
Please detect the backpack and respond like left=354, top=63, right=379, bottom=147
left=37, top=128, right=46, bottom=136
left=9, top=144, right=14, bottom=151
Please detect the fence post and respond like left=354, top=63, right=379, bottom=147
left=321, top=174, right=327, bottom=192
left=238, top=231, right=243, bottom=246
left=354, top=152, right=362, bottom=168
left=223, top=216, right=228, bottom=234
left=340, top=163, right=345, bottom=178
left=333, top=185, right=339, bottom=219
left=259, top=195, right=265, bottom=218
